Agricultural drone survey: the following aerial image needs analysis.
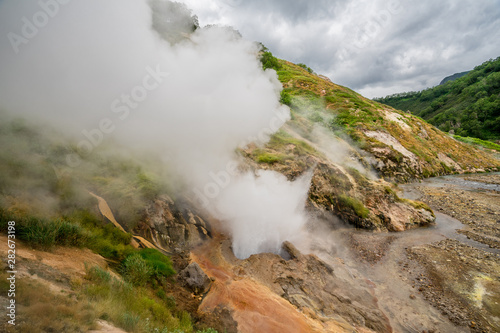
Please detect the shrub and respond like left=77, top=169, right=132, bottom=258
left=138, top=248, right=176, bottom=279
left=122, top=253, right=153, bottom=286
left=280, top=90, right=292, bottom=106
left=297, top=63, right=313, bottom=74
left=56, top=220, right=87, bottom=247
left=260, top=51, right=281, bottom=71
left=118, top=312, right=140, bottom=332
left=179, top=311, right=193, bottom=332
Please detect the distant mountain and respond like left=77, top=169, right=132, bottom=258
left=439, top=71, right=470, bottom=85
left=374, top=57, right=500, bottom=140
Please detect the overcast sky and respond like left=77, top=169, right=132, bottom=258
left=181, top=0, right=500, bottom=98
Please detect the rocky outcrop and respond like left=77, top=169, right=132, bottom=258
left=260, top=242, right=391, bottom=332
left=193, top=237, right=392, bottom=332
left=179, top=262, right=212, bottom=294
left=136, top=195, right=211, bottom=252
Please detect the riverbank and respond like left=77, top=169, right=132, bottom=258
left=400, top=173, right=500, bottom=332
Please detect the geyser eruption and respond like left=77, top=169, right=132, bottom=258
left=0, top=0, right=311, bottom=258
left=211, top=170, right=312, bottom=259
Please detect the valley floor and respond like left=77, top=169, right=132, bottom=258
left=1, top=173, right=499, bottom=333
left=402, top=174, right=500, bottom=332
left=297, top=172, right=500, bottom=332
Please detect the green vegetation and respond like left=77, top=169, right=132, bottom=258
left=268, top=130, right=317, bottom=156
left=375, top=57, right=500, bottom=141
left=81, top=265, right=195, bottom=333
left=122, top=254, right=155, bottom=287
left=280, top=90, right=292, bottom=106
left=251, top=58, right=499, bottom=182
left=260, top=47, right=281, bottom=71
left=0, top=207, right=136, bottom=260
left=0, top=114, right=219, bottom=331
left=0, top=271, right=97, bottom=333
left=0, top=205, right=207, bottom=332
left=452, top=135, right=500, bottom=152
left=0, top=209, right=86, bottom=250
left=383, top=187, right=434, bottom=216
left=439, top=71, right=470, bottom=85
left=337, top=194, right=370, bottom=219
left=297, top=63, right=314, bottom=74
left=253, top=149, right=290, bottom=164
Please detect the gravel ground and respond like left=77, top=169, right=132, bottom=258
left=403, top=174, right=500, bottom=332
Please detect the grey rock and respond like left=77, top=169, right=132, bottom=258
left=179, top=262, right=211, bottom=294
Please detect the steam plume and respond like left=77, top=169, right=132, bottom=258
left=0, top=0, right=310, bottom=258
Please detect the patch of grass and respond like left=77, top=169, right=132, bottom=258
left=253, top=149, right=290, bottom=164
left=385, top=191, right=435, bottom=216
left=1, top=271, right=97, bottom=333
left=1, top=208, right=135, bottom=260
left=384, top=186, right=397, bottom=196
left=346, top=167, right=370, bottom=186
left=399, top=198, right=434, bottom=216
left=121, top=249, right=176, bottom=287
left=452, top=135, right=500, bottom=152
left=81, top=265, right=195, bottom=333
left=0, top=209, right=86, bottom=251
left=67, top=209, right=135, bottom=261
left=268, top=130, right=318, bottom=156
left=138, top=248, right=176, bottom=280
left=337, top=194, right=370, bottom=219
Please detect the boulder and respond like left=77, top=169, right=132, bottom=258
left=179, top=262, right=211, bottom=294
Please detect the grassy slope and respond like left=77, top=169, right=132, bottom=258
left=271, top=60, right=500, bottom=181
left=374, top=57, right=500, bottom=140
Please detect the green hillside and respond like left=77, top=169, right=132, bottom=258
left=262, top=57, right=499, bottom=182
left=374, top=57, right=500, bottom=140
left=439, top=71, right=470, bottom=85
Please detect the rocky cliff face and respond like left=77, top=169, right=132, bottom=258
left=242, top=132, right=435, bottom=232
left=136, top=195, right=211, bottom=252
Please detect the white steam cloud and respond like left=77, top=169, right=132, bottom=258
left=0, top=0, right=310, bottom=259
left=212, top=170, right=311, bottom=259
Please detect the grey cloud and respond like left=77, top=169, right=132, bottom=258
left=239, top=0, right=343, bottom=23
left=185, top=0, right=500, bottom=97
